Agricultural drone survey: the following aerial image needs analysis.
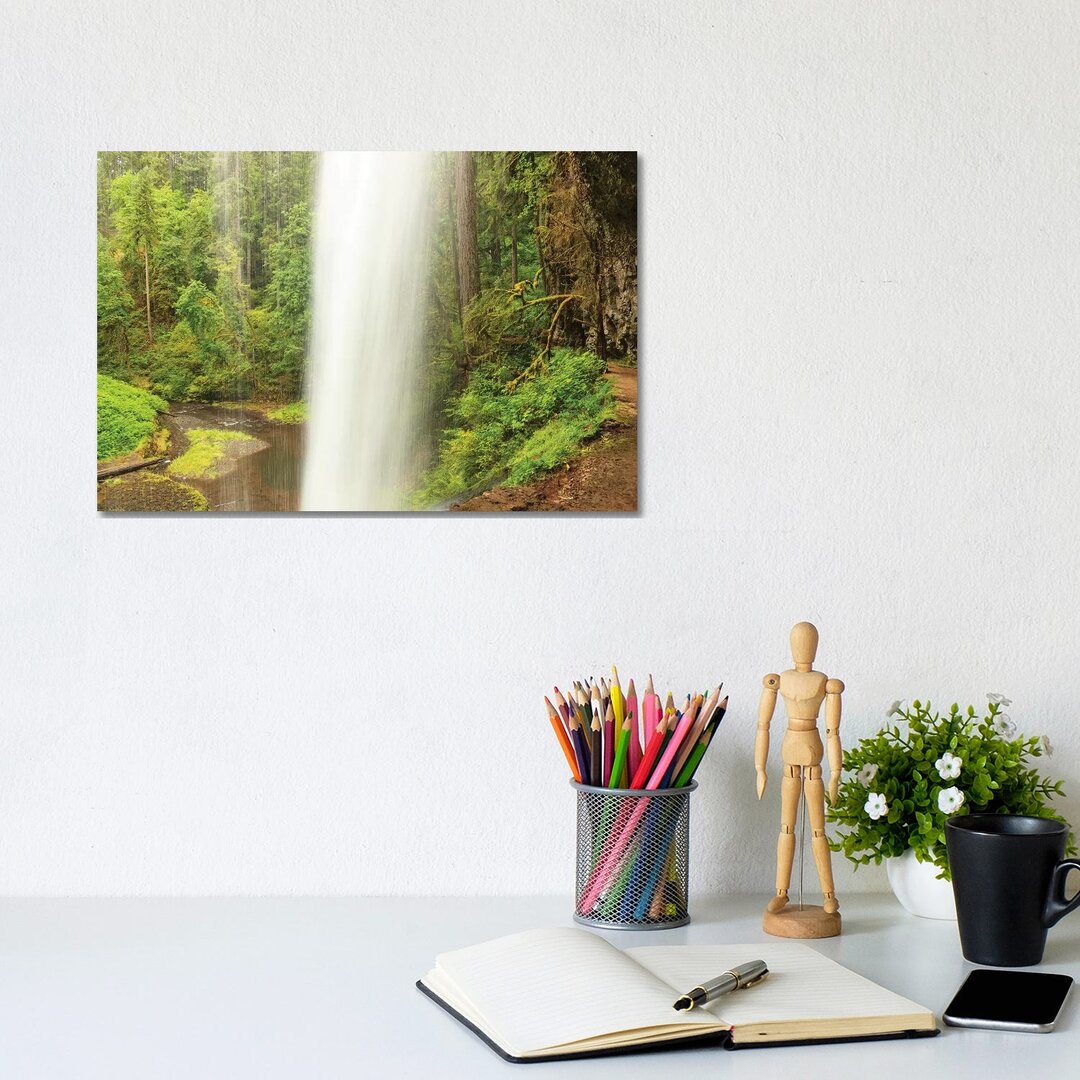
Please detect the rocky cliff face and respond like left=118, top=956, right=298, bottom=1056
left=597, top=222, right=637, bottom=360
left=542, top=152, right=637, bottom=363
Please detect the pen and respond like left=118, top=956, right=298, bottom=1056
left=672, top=960, right=769, bottom=1011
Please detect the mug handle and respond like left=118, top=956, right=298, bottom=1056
left=1043, top=860, right=1080, bottom=928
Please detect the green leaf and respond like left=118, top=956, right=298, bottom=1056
left=828, top=695, right=1073, bottom=872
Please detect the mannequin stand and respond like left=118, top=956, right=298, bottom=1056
left=763, top=905, right=841, bottom=938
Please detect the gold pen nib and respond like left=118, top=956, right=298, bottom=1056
left=672, top=988, right=707, bottom=1011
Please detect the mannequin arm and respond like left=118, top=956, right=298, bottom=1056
left=756, top=674, right=779, bottom=799
left=824, top=678, right=844, bottom=804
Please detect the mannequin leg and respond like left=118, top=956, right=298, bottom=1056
left=805, top=766, right=839, bottom=913
left=767, top=764, right=802, bottom=913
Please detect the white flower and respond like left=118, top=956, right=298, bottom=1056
left=938, top=786, right=965, bottom=814
left=1041, top=734, right=1054, bottom=757
left=857, top=763, right=879, bottom=785
left=864, top=792, right=889, bottom=820
left=885, top=700, right=904, bottom=718
left=993, top=713, right=1017, bottom=738
left=935, top=752, right=962, bottom=780
left=987, top=692, right=1013, bottom=707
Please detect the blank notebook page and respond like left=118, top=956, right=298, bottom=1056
left=627, top=943, right=930, bottom=1025
left=430, top=927, right=716, bottom=1053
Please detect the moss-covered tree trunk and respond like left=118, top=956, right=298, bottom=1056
left=454, top=151, right=480, bottom=311
left=143, top=245, right=153, bottom=345
left=511, top=216, right=518, bottom=286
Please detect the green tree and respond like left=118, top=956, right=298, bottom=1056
left=264, top=201, right=312, bottom=397
left=131, top=169, right=159, bottom=344
left=150, top=184, right=191, bottom=324
left=111, top=167, right=160, bottom=345
left=98, top=152, right=318, bottom=403
left=97, top=234, right=133, bottom=374
left=173, top=280, right=229, bottom=400
left=176, top=279, right=222, bottom=346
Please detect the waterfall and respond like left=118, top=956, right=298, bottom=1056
left=301, top=152, right=434, bottom=510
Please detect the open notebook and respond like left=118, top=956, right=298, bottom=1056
left=418, top=927, right=937, bottom=1062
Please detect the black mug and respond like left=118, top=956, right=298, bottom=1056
left=945, top=814, right=1080, bottom=966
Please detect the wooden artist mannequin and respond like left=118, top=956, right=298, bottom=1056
left=756, top=622, right=843, bottom=938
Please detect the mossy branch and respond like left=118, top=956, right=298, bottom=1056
left=505, top=293, right=582, bottom=391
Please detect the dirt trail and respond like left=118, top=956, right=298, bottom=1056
left=451, top=363, right=637, bottom=512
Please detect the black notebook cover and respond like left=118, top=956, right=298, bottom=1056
left=417, top=979, right=939, bottom=1063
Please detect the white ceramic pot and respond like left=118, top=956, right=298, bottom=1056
left=885, top=849, right=957, bottom=920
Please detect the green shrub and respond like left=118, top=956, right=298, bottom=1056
left=145, top=322, right=251, bottom=403
left=167, top=428, right=257, bottom=479
left=97, top=374, right=168, bottom=460
left=267, top=401, right=307, bottom=423
left=146, top=325, right=201, bottom=401
left=417, top=348, right=613, bottom=504
left=507, top=412, right=606, bottom=485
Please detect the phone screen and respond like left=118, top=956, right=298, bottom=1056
left=944, top=970, right=1074, bottom=1032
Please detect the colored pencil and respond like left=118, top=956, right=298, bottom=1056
left=609, top=666, right=625, bottom=731
left=589, top=710, right=603, bottom=786
left=670, top=686, right=720, bottom=781
left=651, top=695, right=700, bottom=788
left=673, top=728, right=712, bottom=788
left=643, top=674, right=658, bottom=747
left=568, top=708, right=590, bottom=782
left=576, top=684, right=592, bottom=731
left=602, top=702, right=615, bottom=785
left=625, top=678, right=641, bottom=783
left=674, top=695, right=728, bottom=787
left=632, top=800, right=679, bottom=918
left=641, top=698, right=732, bottom=918
left=570, top=693, right=592, bottom=767
left=629, top=710, right=667, bottom=789
left=553, top=686, right=571, bottom=725
left=640, top=836, right=680, bottom=920
left=608, top=707, right=634, bottom=789
left=544, top=695, right=580, bottom=782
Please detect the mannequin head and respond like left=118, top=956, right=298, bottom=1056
left=790, top=621, right=819, bottom=671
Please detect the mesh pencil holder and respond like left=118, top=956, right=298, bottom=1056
left=572, top=781, right=697, bottom=931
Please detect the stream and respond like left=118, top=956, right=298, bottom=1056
left=163, top=404, right=303, bottom=511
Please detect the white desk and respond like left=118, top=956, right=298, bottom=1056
left=0, top=894, right=1075, bottom=1078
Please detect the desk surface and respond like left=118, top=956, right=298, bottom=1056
left=0, top=893, right=1075, bottom=1078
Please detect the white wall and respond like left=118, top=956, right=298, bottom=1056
left=1, top=1, right=1078, bottom=897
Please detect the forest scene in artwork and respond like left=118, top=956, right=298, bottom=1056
left=96, top=152, right=637, bottom=512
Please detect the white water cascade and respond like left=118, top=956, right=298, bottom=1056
left=301, top=152, right=434, bottom=510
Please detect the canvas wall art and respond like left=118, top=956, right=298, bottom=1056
left=96, top=151, right=637, bottom=512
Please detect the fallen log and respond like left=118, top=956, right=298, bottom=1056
left=97, top=456, right=165, bottom=482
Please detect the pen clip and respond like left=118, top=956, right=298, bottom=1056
left=738, top=967, right=769, bottom=989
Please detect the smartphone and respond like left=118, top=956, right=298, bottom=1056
left=943, top=969, right=1074, bottom=1033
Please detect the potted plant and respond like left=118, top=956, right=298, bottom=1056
left=827, top=695, right=1072, bottom=919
